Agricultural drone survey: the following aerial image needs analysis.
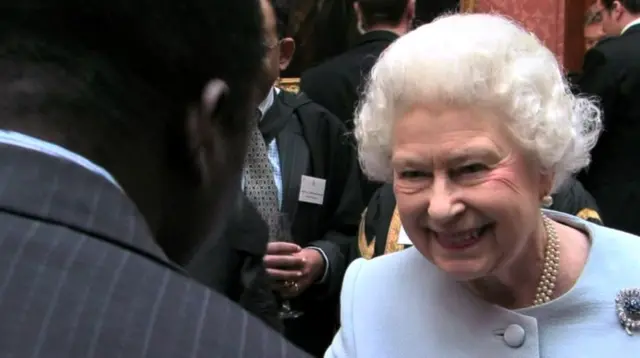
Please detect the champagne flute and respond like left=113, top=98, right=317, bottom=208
left=275, top=213, right=304, bottom=320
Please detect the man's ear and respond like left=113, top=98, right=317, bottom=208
left=611, top=0, right=625, bottom=21
left=186, top=79, right=228, bottom=185
left=279, top=38, right=296, bottom=71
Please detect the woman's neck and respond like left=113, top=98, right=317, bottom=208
left=467, top=219, right=549, bottom=309
left=464, top=219, right=590, bottom=309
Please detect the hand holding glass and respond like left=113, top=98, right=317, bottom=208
left=275, top=213, right=304, bottom=319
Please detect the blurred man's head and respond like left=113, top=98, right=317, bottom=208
left=0, top=0, right=265, bottom=262
left=354, top=0, right=415, bottom=35
left=585, top=4, right=606, bottom=50
left=597, top=0, right=640, bottom=35
left=257, top=0, right=296, bottom=100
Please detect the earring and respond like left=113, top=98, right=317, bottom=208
left=541, top=195, right=553, bottom=208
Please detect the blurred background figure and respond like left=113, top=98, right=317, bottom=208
left=577, top=0, right=640, bottom=235
left=301, top=0, right=415, bottom=130
left=300, top=0, right=415, bottom=204
left=585, top=3, right=606, bottom=50
left=284, top=0, right=461, bottom=77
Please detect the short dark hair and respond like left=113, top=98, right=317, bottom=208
left=0, top=0, right=264, bottom=164
left=270, top=0, right=290, bottom=38
left=602, top=0, right=640, bottom=13
left=356, top=0, right=410, bottom=28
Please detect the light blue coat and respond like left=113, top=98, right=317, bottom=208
left=325, top=211, right=640, bottom=357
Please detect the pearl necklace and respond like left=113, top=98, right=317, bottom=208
left=532, top=214, right=560, bottom=306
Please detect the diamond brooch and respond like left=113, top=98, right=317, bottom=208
left=616, top=288, right=640, bottom=335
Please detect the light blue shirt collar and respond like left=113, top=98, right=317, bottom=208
left=257, top=87, right=280, bottom=119
left=622, top=17, right=640, bottom=35
left=0, top=130, right=120, bottom=188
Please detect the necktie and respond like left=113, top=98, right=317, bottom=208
left=244, top=110, right=281, bottom=241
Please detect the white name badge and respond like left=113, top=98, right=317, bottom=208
left=398, top=226, right=413, bottom=245
left=298, top=175, right=326, bottom=205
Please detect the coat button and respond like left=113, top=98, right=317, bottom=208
left=503, top=324, right=525, bottom=348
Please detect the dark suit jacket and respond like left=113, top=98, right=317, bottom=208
left=300, top=30, right=398, bottom=203
left=567, top=36, right=615, bottom=91
left=0, top=144, right=309, bottom=358
left=354, top=178, right=602, bottom=261
left=300, top=30, right=398, bottom=130
left=187, top=195, right=283, bottom=332
left=577, top=24, right=640, bottom=235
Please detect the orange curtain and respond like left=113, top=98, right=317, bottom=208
left=474, top=0, right=585, bottom=72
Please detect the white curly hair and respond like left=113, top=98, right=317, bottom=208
left=355, top=13, right=602, bottom=192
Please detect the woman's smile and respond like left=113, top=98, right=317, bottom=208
left=430, top=223, right=493, bottom=251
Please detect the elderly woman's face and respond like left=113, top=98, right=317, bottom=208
left=392, top=107, right=552, bottom=281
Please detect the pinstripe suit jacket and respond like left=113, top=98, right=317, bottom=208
left=0, top=144, right=309, bottom=358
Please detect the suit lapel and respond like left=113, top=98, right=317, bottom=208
left=259, top=94, right=290, bottom=145
left=277, top=115, right=309, bottom=217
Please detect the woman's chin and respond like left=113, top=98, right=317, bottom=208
left=432, top=258, right=491, bottom=281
